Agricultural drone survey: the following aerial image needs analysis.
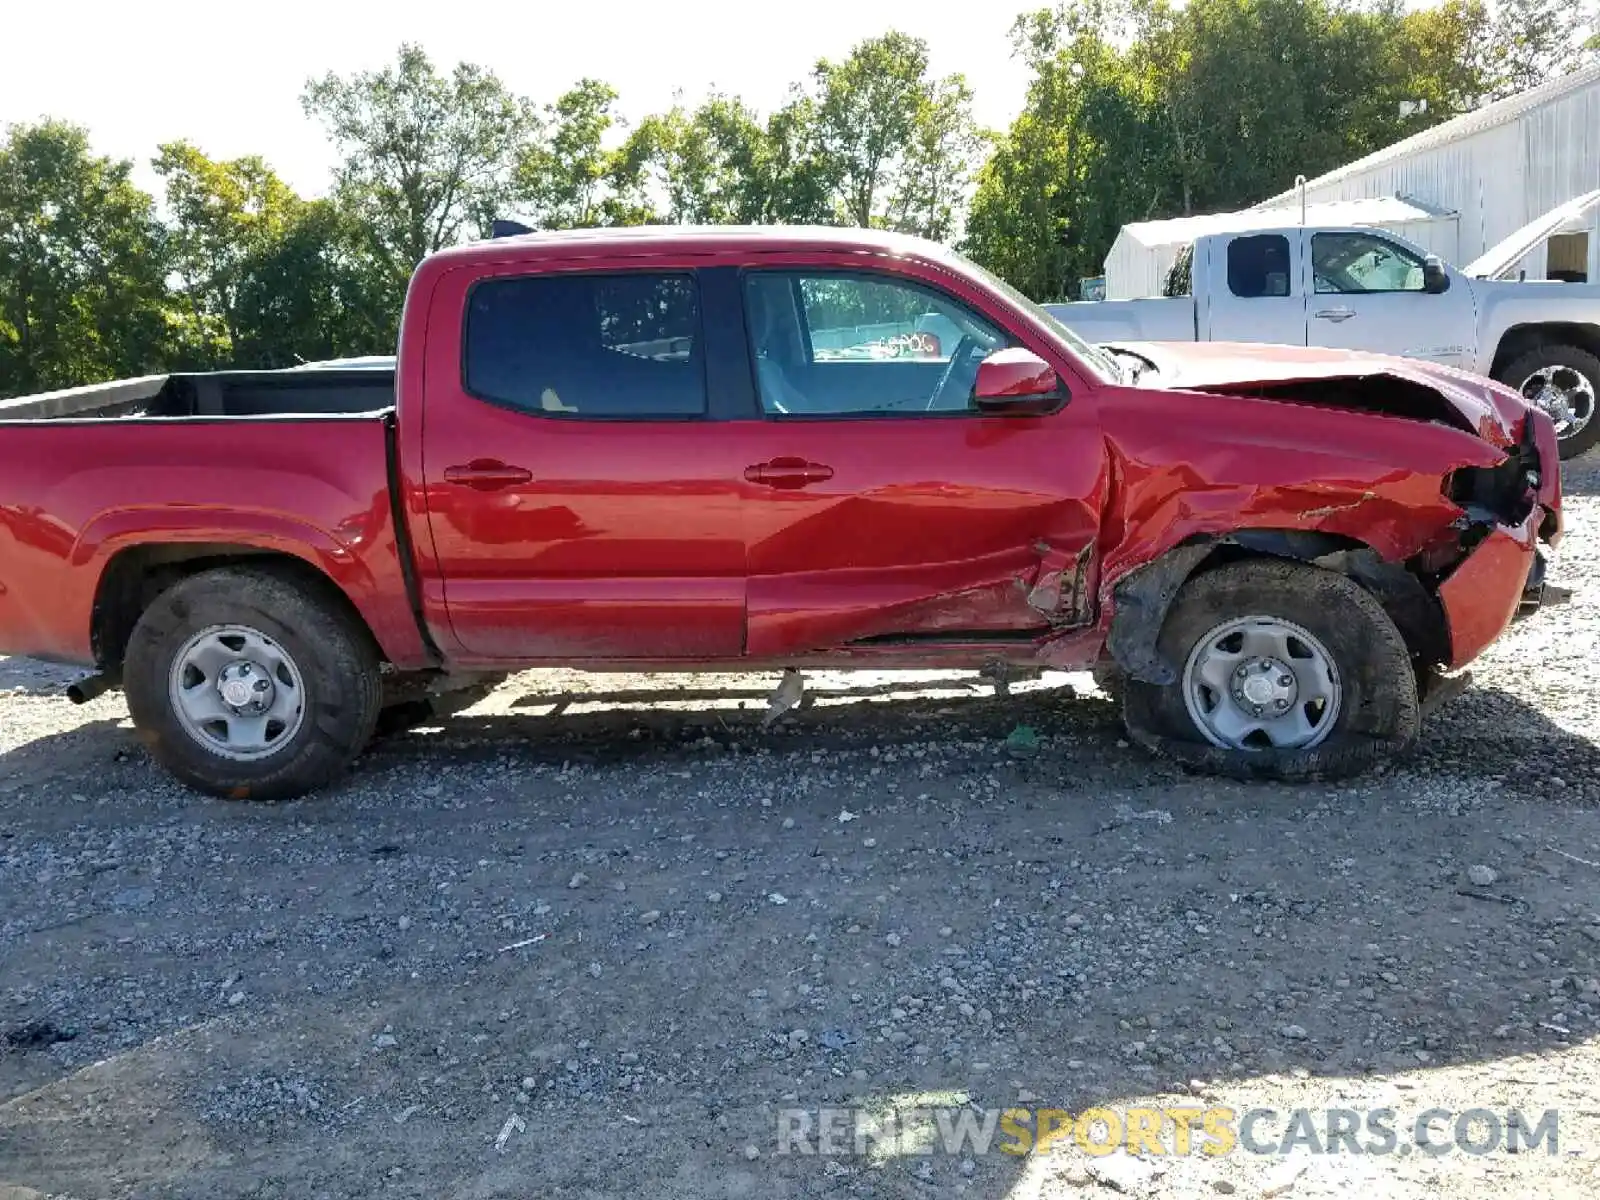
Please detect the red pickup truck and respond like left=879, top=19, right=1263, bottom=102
left=0, top=226, right=1563, bottom=798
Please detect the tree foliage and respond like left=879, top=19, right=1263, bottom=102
left=2, top=13, right=1597, bottom=397
left=0, top=121, right=171, bottom=396
left=302, top=44, right=534, bottom=290
left=962, top=0, right=1598, bottom=299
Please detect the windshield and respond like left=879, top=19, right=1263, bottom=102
left=947, top=250, right=1119, bottom=382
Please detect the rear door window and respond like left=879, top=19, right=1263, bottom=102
left=464, top=272, right=706, bottom=417
left=1226, top=234, right=1293, bottom=298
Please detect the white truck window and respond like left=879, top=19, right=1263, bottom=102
left=1163, top=244, right=1194, bottom=298
left=1312, top=232, right=1426, bottom=294
left=1226, top=235, right=1292, bottom=299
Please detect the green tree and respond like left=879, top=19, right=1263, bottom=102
left=1484, top=0, right=1598, bottom=98
left=0, top=121, right=172, bottom=397
left=302, top=44, right=535, bottom=303
left=229, top=199, right=397, bottom=366
left=808, top=32, right=982, bottom=236
left=963, top=3, right=1161, bottom=298
left=516, top=79, right=655, bottom=228
left=154, top=140, right=304, bottom=365
left=621, top=96, right=753, bottom=224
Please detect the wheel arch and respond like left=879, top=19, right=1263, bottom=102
left=91, top=544, right=383, bottom=677
left=1489, top=322, right=1600, bottom=378
left=1105, top=529, right=1446, bottom=685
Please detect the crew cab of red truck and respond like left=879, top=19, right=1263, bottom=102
left=0, top=226, right=1564, bottom=798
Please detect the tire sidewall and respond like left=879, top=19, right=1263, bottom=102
left=125, top=571, right=380, bottom=799
left=1124, top=561, right=1418, bottom=776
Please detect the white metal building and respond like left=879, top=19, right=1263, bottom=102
left=1101, top=64, right=1600, bottom=298
left=1257, top=63, right=1600, bottom=283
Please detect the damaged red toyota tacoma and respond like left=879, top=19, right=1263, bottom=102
left=0, top=226, right=1563, bottom=798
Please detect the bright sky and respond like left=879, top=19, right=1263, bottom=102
left=2, top=0, right=1042, bottom=198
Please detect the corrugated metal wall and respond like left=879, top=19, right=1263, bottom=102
left=1295, top=81, right=1600, bottom=268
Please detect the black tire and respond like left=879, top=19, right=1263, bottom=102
left=123, top=566, right=383, bottom=800
left=1494, top=344, right=1600, bottom=461
left=1122, top=560, right=1420, bottom=781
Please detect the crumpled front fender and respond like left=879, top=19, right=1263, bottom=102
left=1436, top=507, right=1541, bottom=669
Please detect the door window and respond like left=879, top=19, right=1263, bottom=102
left=463, top=272, right=706, bottom=417
left=744, top=272, right=1008, bottom=416
left=1312, top=232, right=1426, bottom=294
left=1163, top=244, right=1194, bottom=298
left=1225, top=234, right=1293, bottom=298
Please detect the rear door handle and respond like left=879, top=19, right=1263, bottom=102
left=1313, top=308, right=1356, bottom=322
left=744, top=457, right=834, bottom=489
left=443, top=460, right=533, bottom=490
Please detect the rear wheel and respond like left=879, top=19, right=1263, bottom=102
left=1495, top=344, right=1600, bottom=460
left=123, top=567, right=383, bottom=799
left=1122, top=560, right=1419, bottom=780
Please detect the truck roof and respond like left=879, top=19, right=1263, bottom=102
left=425, top=224, right=955, bottom=269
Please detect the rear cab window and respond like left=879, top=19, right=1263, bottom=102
left=463, top=272, right=706, bottom=417
left=1226, top=234, right=1293, bottom=299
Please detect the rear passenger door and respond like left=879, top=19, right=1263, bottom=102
left=1203, top=232, right=1308, bottom=345
left=418, top=264, right=749, bottom=663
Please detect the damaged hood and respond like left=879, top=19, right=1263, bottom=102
left=1107, top=340, right=1529, bottom=447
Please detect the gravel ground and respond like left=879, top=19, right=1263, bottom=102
left=2, top=461, right=1600, bottom=1199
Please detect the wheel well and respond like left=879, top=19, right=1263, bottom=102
left=1490, top=322, right=1600, bottom=378
left=91, top=545, right=380, bottom=674
left=1107, top=530, right=1447, bottom=685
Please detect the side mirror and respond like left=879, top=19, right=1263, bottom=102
left=972, top=348, right=1066, bottom=415
left=1422, top=256, right=1450, bottom=294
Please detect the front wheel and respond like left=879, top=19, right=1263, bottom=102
left=123, top=567, right=383, bottom=799
left=1122, top=560, right=1420, bottom=780
left=1495, top=344, right=1600, bottom=460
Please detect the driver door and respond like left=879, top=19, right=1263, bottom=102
left=1304, top=230, right=1478, bottom=367
left=736, top=268, right=1107, bottom=658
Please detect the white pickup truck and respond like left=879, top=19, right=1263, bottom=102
left=1048, top=191, right=1600, bottom=458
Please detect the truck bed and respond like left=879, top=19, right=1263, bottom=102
left=0, top=408, right=428, bottom=668
left=0, top=366, right=395, bottom=422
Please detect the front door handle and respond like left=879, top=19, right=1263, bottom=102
left=744, top=457, right=834, bottom=489
left=1313, top=307, right=1356, bottom=323
left=443, top=460, right=534, bottom=490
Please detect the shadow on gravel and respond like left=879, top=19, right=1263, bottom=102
left=362, top=674, right=1599, bottom=802
left=2, top=676, right=1598, bottom=1197
left=0, top=655, right=82, bottom=696
left=0, top=718, right=134, bottom=794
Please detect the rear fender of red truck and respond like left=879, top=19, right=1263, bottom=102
left=0, top=418, right=434, bottom=672
left=78, top=510, right=430, bottom=674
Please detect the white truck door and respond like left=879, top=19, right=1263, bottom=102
left=1201, top=231, right=1307, bottom=345
left=1304, top=229, right=1476, bottom=366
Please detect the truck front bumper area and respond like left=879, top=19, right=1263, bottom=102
left=1437, top=506, right=1547, bottom=669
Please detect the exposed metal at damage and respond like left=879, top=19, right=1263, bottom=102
left=1025, top=541, right=1094, bottom=625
